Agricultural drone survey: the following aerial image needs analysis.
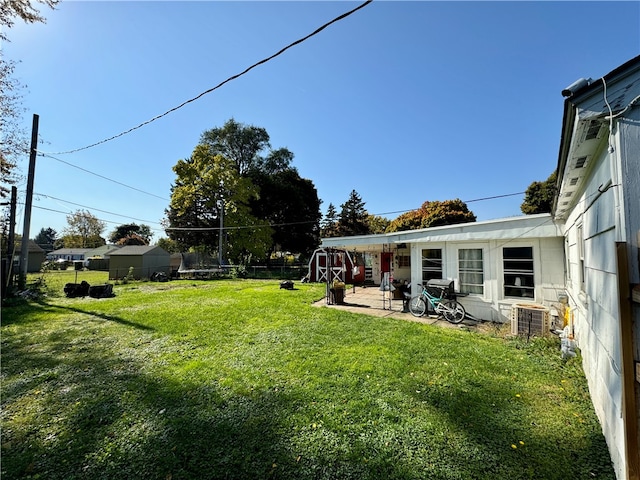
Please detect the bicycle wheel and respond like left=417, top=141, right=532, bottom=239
left=441, top=301, right=466, bottom=324
left=409, top=296, right=427, bottom=317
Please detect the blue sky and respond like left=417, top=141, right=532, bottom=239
left=5, top=1, right=640, bottom=242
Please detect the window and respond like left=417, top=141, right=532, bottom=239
left=459, top=248, right=484, bottom=295
left=577, top=225, right=585, bottom=290
left=397, top=255, right=410, bottom=268
left=503, top=246, right=534, bottom=298
left=421, top=249, right=442, bottom=282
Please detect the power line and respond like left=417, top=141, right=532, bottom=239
left=38, top=0, right=373, bottom=156
left=372, top=192, right=526, bottom=217
left=34, top=192, right=165, bottom=227
left=165, top=219, right=317, bottom=232
left=464, top=191, right=525, bottom=203
left=39, top=153, right=169, bottom=201
left=28, top=204, right=166, bottom=233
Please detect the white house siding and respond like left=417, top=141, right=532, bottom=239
left=562, top=142, right=626, bottom=476
left=556, top=55, right=640, bottom=479
left=410, top=236, right=565, bottom=323
left=321, top=215, right=565, bottom=324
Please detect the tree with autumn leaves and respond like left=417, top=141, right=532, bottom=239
left=386, top=199, right=476, bottom=232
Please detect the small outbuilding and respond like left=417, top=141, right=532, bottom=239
left=307, top=248, right=366, bottom=285
left=15, top=240, right=46, bottom=273
left=108, top=245, right=170, bottom=280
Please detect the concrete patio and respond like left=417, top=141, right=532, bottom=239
left=312, top=285, right=482, bottom=331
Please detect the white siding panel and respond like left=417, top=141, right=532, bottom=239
left=585, top=229, right=618, bottom=276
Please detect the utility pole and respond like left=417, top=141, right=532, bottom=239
left=19, top=114, right=39, bottom=284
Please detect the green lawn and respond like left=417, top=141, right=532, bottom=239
left=1, top=272, right=614, bottom=479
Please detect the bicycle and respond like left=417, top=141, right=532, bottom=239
left=408, top=283, right=466, bottom=324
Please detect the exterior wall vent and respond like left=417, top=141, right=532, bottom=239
left=511, top=304, right=550, bottom=337
left=575, top=156, right=588, bottom=168
left=584, top=120, right=602, bottom=140
left=569, top=177, right=579, bottom=186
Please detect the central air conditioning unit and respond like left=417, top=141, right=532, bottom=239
left=510, top=303, right=550, bottom=337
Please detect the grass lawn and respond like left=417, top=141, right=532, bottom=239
left=1, top=271, right=614, bottom=479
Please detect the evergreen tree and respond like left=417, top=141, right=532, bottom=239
left=338, top=190, right=369, bottom=236
left=33, top=227, right=57, bottom=251
left=320, top=203, right=339, bottom=238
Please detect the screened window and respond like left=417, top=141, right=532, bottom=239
left=421, top=249, right=442, bottom=282
left=459, top=248, right=484, bottom=295
left=503, top=246, right=534, bottom=298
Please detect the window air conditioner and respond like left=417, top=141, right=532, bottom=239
left=510, top=303, right=550, bottom=337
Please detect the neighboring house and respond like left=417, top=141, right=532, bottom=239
left=554, top=55, right=640, bottom=480
left=47, top=248, right=92, bottom=262
left=320, top=214, right=565, bottom=323
left=319, top=55, right=640, bottom=480
left=108, top=245, right=170, bottom=280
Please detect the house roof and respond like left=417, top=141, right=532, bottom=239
left=321, top=213, right=561, bottom=250
left=108, top=245, right=169, bottom=256
left=15, top=239, right=45, bottom=253
left=49, top=248, right=92, bottom=255
left=85, top=245, right=121, bottom=257
left=554, top=55, right=640, bottom=219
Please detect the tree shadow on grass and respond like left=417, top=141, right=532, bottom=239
left=402, top=375, right=615, bottom=480
left=1, top=301, right=616, bottom=480
left=0, top=299, right=154, bottom=331
left=1, top=315, right=304, bottom=479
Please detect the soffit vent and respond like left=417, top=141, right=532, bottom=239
left=584, top=120, right=602, bottom=140
left=575, top=156, right=588, bottom=168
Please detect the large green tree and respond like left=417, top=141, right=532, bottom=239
left=165, top=144, right=272, bottom=262
left=199, top=119, right=321, bottom=258
left=386, top=199, right=476, bottom=232
left=200, top=119, right=270, bottom=176
left=247, top=152, right=321, bottom=260
left=61, top=210, right=106, bottom=248
left=367, top=214, right=390, bottom=234
left=108, top=223, right=152, bottom=244
left=521, top=172, right=557, bottom=214
left=338, top=190, right=370, bottom=236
